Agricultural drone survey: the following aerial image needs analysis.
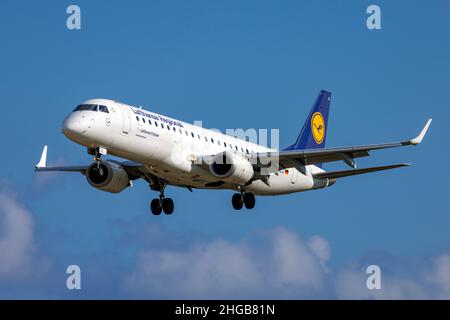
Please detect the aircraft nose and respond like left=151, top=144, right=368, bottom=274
left=61, top=114, right=92, bottom=136
left=62, top=117, right=81, bottom=134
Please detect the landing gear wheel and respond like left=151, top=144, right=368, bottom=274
left=162, top=198, right=174, bottom=215
left=151, top=199, right=162, bottom=215
left=243, top=193, right=256, bottom=209
left=232, top=193, right=243, bottom=210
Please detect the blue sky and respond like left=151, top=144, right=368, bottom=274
left=0, top=0, right=449, bottom=299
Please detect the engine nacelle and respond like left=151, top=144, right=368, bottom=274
left=86, top=161, right=130, bottom=193
left=209, top=151, right=254, bottom=185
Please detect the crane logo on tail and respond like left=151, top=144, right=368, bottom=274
left=311, top=112, right=325, bottom=144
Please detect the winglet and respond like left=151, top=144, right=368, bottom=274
left=409, top=119, right=432, bottom=145
left=35, top=145, right=48, bottom=169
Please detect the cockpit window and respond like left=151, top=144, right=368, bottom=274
left=73, top=104, right=109, bottom=113
left=73, top=104, right=98, bottom=112
left=98, top=105, right=109, bottom=113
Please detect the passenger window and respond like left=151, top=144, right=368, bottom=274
left=161, top=124, right=164, bottom=129
left=211, top=138, right=214, bottom=143
left=246, top=149, right=249, bottom=154
left=142, top=118, right=146, bottom=123
left=148, top=119, right=152, bottom=125
left=167, top=126, right=171, bottom=131
left=235, top=146, right=238, bottom=151
left=179, top=129, right=182, bottom=134
left=205, top=137, right=208, bottom=142
left=224, top=142, right=227, bottom=147
left=198, top=134, right=201, bottom=139
left=218, top=141, right=221, bottom=146
left=173, top=127, right=176, bottom=132
left=136, top=116, right=139, bottom=121
left=191, top=132, right=195, bottom=138
left=185, top=130, right=188, bottom=136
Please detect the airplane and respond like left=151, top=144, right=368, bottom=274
left=35, top=90, right=432, bottom=215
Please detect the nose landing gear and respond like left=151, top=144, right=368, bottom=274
left=87, top=147, right=106, bottom=177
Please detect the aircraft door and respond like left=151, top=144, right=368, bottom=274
left=120, top=104, right=132, bottom=134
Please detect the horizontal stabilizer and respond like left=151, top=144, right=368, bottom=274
left=313, top=163, right=410, bottom=180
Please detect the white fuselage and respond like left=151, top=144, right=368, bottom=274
left=62, top=99, right=331, bottom=195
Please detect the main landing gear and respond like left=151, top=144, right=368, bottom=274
left=149, top=179, right=175, bottom=216
left=151, top=197, right=174, bottom=216
left=232, top=192, right=256, bottom=211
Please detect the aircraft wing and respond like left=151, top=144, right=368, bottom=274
left=34, top=146, right=147, bottom=178
left=35, top=165, right=87, bottom=172
left=34, top=146, right=87, bottom=173
left=252, top=119, right=431, bottom=171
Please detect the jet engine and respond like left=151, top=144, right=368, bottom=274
left=86, top=160, right=130, bottom=193
left=209, top=151, right=254, bottom=185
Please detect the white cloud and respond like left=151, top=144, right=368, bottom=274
left=307, top=235, right=331, bottom=271
left=271, top=229, right=328, bottom=290
left=123, top=223, right=450, bottom=300
left=334, top=266, right=429, bottom=299
left=0, top=190, right=447, bottom=300
left=334, top=254, right=450, bottom=300
left=0, top=192, right=35, bottom=278
left=0, top=191, right=50, bottom=281
left=124, top=228, right=330, bottom=299
left=425, top=254, right=450, bottom=299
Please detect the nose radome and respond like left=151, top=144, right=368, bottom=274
left=62, top=117, right=80, bottom=134
left=61, top=114, right=91, bottom=136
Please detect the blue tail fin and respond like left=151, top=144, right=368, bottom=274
left=284, top=90, right=331, bottom=164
